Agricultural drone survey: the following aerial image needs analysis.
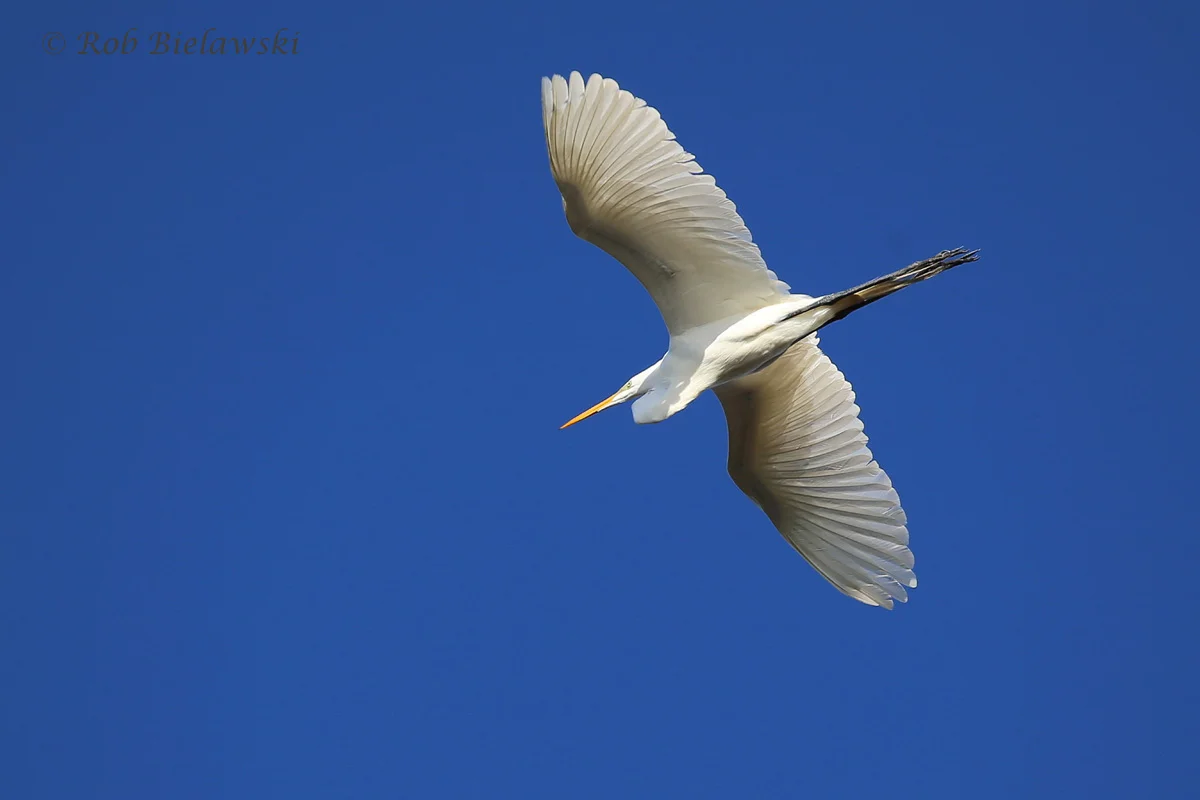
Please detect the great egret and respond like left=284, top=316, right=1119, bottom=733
left=542, top=72, right=979, bottom=608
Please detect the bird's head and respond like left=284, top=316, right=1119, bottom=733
left=560, top=362, right=661, bottom=429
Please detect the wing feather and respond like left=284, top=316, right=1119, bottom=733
left=542, top=72, right=791, bottom=335
left=715, top=338, right=917, bottom=609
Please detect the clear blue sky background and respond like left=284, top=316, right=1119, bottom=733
left=5, top=1, right=1198, bottom=797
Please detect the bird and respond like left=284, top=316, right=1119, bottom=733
left=541, top=71, right=979, bottom=609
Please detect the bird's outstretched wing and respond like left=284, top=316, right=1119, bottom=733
left=714, top=338, right=916, bottom=608
left=541, top=72, right=791, bottom=336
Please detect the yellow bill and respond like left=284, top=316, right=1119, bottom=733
left=560, top=389, right=625, bottom=429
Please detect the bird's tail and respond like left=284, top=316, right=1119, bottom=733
left=793, top=247, right=981, bottom=329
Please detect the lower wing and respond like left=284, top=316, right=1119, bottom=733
left=714, top=338, right=916, bottom=608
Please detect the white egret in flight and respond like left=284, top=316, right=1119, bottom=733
left=542, top=72, right=979, bottom=608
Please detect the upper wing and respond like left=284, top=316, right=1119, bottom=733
left=714, top=338, right=916, bottom=608
left=541, top=72, right=791, bottom=336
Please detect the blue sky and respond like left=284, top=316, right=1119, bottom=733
left=5, top=1, right=1198, bottom=797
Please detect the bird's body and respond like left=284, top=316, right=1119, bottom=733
left=628, top=297, right=815, bottom=424
left=542, top=71, right=979, bottom=608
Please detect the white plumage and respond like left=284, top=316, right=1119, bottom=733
left=714, top=340, right=914, bottom=607
left=541, top=72, right=791, bottom=336
left=542, top=71, right=978, bottom=608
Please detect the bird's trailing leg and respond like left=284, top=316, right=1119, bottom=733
left=786, top=248, right=982, bottom=328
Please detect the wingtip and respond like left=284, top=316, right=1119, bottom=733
left=542, top=71, right=615, bottom=92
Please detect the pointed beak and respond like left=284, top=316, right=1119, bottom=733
left=560, top=389, right=625, bottom=430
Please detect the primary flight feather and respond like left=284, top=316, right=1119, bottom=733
left=542, top=71, right=979, bottom=608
